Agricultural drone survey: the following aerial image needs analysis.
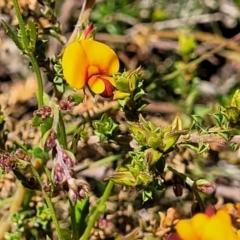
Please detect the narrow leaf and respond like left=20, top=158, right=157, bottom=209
left=1, top=20, right=23, bottom=50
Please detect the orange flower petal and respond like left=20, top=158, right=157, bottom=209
left=216, top=210, right=232, bottom=225
left=99, top=78, right=115, bottom=97
left=62, top=41, right=88, bottom=89
left=191, top=213, right=209, bottom=238
left=202, top=211, right=232, bottom=240
left=176, top=219, right=199, bottom=240
left=88, top=65, right=100, bottom=76
left=88, top=76, right=105, bottom=94
left=101, top=76, right=116, bottom=87
left=80, top=40, right=119, bottom=76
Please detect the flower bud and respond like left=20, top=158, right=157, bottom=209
left=46, top=130, right=57, bottom=148
left=107, top=171, right=136, bottom=186
left=67, top=178, right=89, bottom=205
left=34, top=105, right=52, bottom=121
left=144, top=148, right=163, bottom=168
left=52, top=163, right=65, bottom=184
left=0, top=151, right=15, bottom=173
left=194, top=179, right=215, bottom=195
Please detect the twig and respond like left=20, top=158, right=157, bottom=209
left=66, top=0, right=96, bottom=45
left=153, top=13, right=224, bottom=30
left=178, top=133, right=240, bottom=146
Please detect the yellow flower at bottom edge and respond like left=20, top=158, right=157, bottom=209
left=62, top=39, right=120, bottom=97
left=175, top=210, right=240, bottom=240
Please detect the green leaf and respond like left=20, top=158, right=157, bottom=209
left=72, top=94, right=83, bottom=104
left=115, top=76, right=130, bottom=92
left=53, top=76, right=65, bottom=93
left=134, top=88, right=145, bottom=101
left=40, top=117, right=53, bottom=135
left=32, top=147, right=49, bottom=161
left=142, top=188, right=152, bottom=202
left=1, top=20, right=23, bottom=51
left=32, top=115, right=42, bottom=126
left=118, top=97, right=130, bottom=107
left=197, top=141, right=209, bottom=154
left=191, top=115, right=203, bottom=130
left=70, top=199, right=90, bottom=239
left=218, top=131, right=230, bottom=141
left=230, top=142, right=238, bottom=151
left=60, top=229, right=74, bottom=240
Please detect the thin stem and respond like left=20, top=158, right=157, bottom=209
left=12, top=0, right=29, bottom=50
left=12, top=0, right=44, bottom=107
left=30, top=164, right=63, bottom=240
left=80, top=180, right=115, bottom=240
left=29, top=54, right=44, bottom=107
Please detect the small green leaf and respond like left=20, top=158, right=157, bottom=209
left=230, top=142, right=238, bottom=151
left=197, top=142, right=209, bottom=154
left=211, top=113, right=223, bottom=126
left=72, top=94, right=83, bottom=104
left=32, top=115, right=42, bottom=126
left=40, top=117, right=53, bottom=135
left=1, top=20, right=23, bottom=50
left=118, top=97, right=130, bottom=107
left=191, top=115, right=203, bottom=130
left=218, top=131, right=230, bottom=141
left=53, top=76, right=65, bottom=93
left=142, top=188, right=152, bottom=202
left=32, top=147, right=49, bottom=161
left=134, top=88, right=145, bottom=101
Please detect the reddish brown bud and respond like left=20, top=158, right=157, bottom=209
left=34, top=105, right=52, bottom=121
left=46, top=130, right=57, bottom=148
left=0, top=152, right=15, bottom=173
left=172, top=184, right=183, bottom=197
left=67, top=178, right=89, bottom=205
left=52, top=163, right=65, bottom=184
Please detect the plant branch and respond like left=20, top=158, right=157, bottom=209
left=29, top=163, right=63, bottom=240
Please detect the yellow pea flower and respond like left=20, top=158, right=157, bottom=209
left=62, top=39, right=119, bottom=97
left=171, top=209, right=240, bottom=240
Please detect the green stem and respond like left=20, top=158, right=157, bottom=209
left=29, top=54, right=44, bottom=107
left=30, top=164, right=63, bottom=240
left=12, top=0, right=44, bottom=107
left=80, top=180, right=115, bottom=240
left=12, top=0, right=29, bottom=50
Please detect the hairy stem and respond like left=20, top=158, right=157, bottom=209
left=12, top=0, right=44, bottom=107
